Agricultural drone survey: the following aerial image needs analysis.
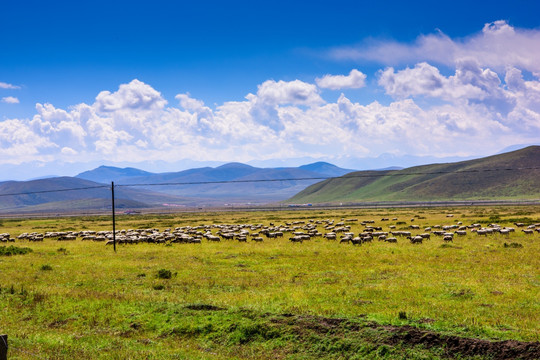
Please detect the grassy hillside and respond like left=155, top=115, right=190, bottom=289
left=0, top=177, right=198, bottom=211
left=289, top=146, right=540, bottom=204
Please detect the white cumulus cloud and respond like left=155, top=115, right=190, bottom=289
left=252, top=79, right=324, bottom=106
left=1, top=96, right=19, bottom=104
left=0, top=119, right=55, bottom=163
left=316, top=69, right=367, bottom=90
left=378, top=61, right=507, bottom=102
left=0, top=82, right=20, bottom=90
left=330, top=20, right=540, bottom=73
left=95, top=79, right=167, bottom=112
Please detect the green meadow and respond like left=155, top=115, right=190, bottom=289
left=0, top=206, right=539, bottom=359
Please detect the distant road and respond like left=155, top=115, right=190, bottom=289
left=1, top=199, right=540, bottom=219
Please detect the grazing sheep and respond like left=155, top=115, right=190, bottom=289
left=340, top=237, right=351, bottom=244
left=350, top=237, right=363, bottom=245
left=206, top=234, right=221, bottom=242
left=408, top=236, right=423, bottom=244
left=220, top=233, right=235, bottom=240
left=289, top=236, right=304, bottom=243
left=443, top=235, right=453, bottom=242
left=391, top=231, right=411, bottom=237
left=324, top=233, right=337, bottom=240
left=362, top=235, right=373, bottom=243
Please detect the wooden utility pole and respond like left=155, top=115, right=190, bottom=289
left=0, top=334, right=7, bottom=360
left=111, top=181, right=116, bottom=252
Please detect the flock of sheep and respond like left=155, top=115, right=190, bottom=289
left=1, top=215, right=538, bottom=246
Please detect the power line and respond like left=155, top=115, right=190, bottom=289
left=0, top=185, right=109, bottom=198
left=0, top=166, right=539, bottom=197
left=115, top=177, right=332, bottom=187
left=115, top=166, right=540, bottom=188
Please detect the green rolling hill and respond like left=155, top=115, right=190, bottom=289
left=287, top=146, right=540, bottom=204
left=0, top=177, right=198, bottom=212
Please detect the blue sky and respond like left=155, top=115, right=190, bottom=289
left=1, top=1, right=540, bottom=179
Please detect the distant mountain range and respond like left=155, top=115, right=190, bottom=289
left=74, top=162, right=356, bottom=203
left=288, top=146, right=540, bottom=204
left=2, top=146, right=539, bottom=214
left=0, top=176, right=201, bottom=213
left=76, top=166, right=155, bottom=183
left=0, top=162, right=356, bottom=213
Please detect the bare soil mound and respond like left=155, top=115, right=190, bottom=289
left=386, top=325, right=540, bottom=360
left=280, top=314, right=540, bottom=359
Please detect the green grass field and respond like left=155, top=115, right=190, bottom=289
left=1, top=206, right=539, bottom=359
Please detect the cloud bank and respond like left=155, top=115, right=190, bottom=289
left=331, top=20, right=540, bottom=73
left=1, top=21, right=540, bottom=169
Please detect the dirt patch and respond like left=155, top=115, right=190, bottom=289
left=385, top=325, right=540, bottom=360
left=273, top=314, right=539, bottom=360
left=47, top=319, right=69, bottom=328
left=418, top=317, right=435, bottom=324
left=184, top=304, right=226, bottom=311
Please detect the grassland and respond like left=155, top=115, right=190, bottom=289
left=0, top=206, right=539, bottom=359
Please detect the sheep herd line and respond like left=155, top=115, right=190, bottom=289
left=1, top=215, right=538, bottom=246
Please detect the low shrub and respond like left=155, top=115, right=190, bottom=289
left=0, top=245, right=33, bottom=256
left=504, top=242, right=523, bottom=248
left=156, top=269, right=173, bottom=279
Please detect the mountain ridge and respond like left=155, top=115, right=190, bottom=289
left=0, top=177, right=200, bottom=212
left=287, top=146, right=540, bottom=204
left=74, top=161, right=357, bottom=202
left=0, top=162, right=358, bottom=212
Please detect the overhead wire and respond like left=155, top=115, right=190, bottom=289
left=0, top=166, right=538, bottom=197
left=0, top=185, right=109, bottom=198
left=115, top=166, right=540, bottom=188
